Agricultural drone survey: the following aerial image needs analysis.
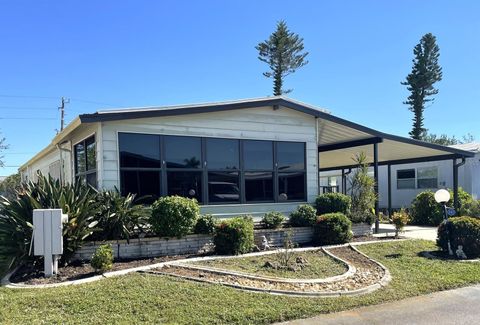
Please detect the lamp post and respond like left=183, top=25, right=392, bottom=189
left=434, top=189, right=453, bottom=256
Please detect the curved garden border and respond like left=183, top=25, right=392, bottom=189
left=2, top=238, right=401, bottom=291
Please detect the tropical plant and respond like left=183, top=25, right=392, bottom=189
left=262, top=212, right=285, bottom=229
left=289, top=204, right=317, bottom=227
left=256, top=20, right=309, bottom=95
left=349, top=152, right=376, bottom=224
left=391, top=209, right=410, bottom=237
left=150, top=196, right=199, bottom=237
left=0, top=173, right=21, bottom=200
left=91, top=244, right=114, bottom=273
left=93, top=190, right=149, bottom=242
left=0, top=174, right=99, bottom=275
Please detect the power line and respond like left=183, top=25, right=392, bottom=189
left=0, top=117, right=57, bottom=120
left=0, top=95, right=59, bottom=100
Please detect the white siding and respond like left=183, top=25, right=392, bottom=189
left=100, top=105, right=319, bottom=216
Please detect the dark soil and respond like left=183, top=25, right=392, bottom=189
left=10, top=254, right=195, bottom=285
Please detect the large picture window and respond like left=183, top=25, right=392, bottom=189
left=118, top=133, right=307, bottom=204
left=74, top=135, right=97, bottom=187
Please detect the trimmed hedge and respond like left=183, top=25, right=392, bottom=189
left=150, top=196, right=199, bottom=237
left=214, top=216, right=254, bottom=255
left=315, top=193, right=351, bottom=216
left=289, top=204, right=317, bottom=227
left=410, top=191, right=443, bottom=226
left=437, top=216, right=480, bottom=258
left=262, top=212, right=285, bottom=229
left=313, top=213, right=352, bottom=245
left=194, top=214, right=216, bottom=234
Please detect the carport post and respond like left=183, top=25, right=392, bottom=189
left=387, top=164, right=392, bottom=217
left=341, top=169, right=345, bottom=194
left=453, top=157, right=466, bottom=211
left=373, top=142, right=379, bottom=233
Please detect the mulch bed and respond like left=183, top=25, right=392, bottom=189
left=152, top=246, right=385, bottom=293
left=10, top=254, right=195, bottom=285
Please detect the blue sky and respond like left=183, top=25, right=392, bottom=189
left=1, top=1, right=479, bottom=176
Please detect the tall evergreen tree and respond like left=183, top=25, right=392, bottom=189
left=256, top=20, right=309, bottom=96
left=401, top=33, right=442, bottom=140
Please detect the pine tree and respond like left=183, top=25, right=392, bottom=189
left=402, top=33, right=442, bottom=140
left=256, top=20, right=309, bottom=96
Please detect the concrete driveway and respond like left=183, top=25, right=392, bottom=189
left=277, top=284, right=480, bottom=325
left=374, top=224, right=437, bottom=241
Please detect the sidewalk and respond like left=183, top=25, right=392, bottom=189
left=277, top=284, right=480, bottom=325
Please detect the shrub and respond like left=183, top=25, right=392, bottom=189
left=437, top=216, right=480, bottom=258
left=313, top=213, right=352, bottom=245
left=0, top=174, right=99, bottom=276
left=150, top=196, right=199, bottom=238
left=289, top=204, right=317, bottom=227
left=93, top=190, right=149, bottom=242
left=410, top=191, right=443, bottom=226
left=214, top=216, right=254, bottom=255
left=315, top=192, right=351, bottom=215
left=262, top=212, right=285, bottom=229
left=90, top=244, right=114, bottom=273
left=194, top=214, right=216, bottom=234
left=391, top=208, right=410, bottom=237
left=349, top=152, right=377, bottom=224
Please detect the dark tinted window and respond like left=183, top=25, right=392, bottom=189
left=208, top=171, right=240, bottom=203
left=243, top=140, right=273, bottom=170
left=278, top=172, right=305, bottom=201
left=277, top=142, right=305, bottom=171
left=74, top=142, right=86, bottom=173
left=86, top=137, right=96, bottom=171
left=206, top=138, right=239, bottom=170
left=120, top=170, right=160, bottom=203
left=164, top=136, right=201, bottom=169
left=167, top=171, right=203, bottom=202
left=119, top=133, right=160, bottom=168
left=245, top=172, right=273, bottom=202
left=397, top=169, right=415, bottom=179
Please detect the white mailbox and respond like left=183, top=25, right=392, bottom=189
left=33, top=209, right=68, bottom=277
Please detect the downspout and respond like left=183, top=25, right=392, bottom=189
left=343, top=168, right=352, bottom=194
left=316, top=117, right=320, bottom=199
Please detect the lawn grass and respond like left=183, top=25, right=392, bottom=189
left=0, top=240, right=479, bottom=324
left=190, top=249, right=347, bottom=279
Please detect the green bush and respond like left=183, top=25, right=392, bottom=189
left=289, top=204, right=317, bottom=227
left=391, top=208, right=410, bottom=237
left=410, top=191, right=443, bottom=226
left=214, top=216, right=254, bottom=255
left=93, top=190, right=149, bottom=242
left=261, top=212, right=285, bottom=229
left=315, top=192, right=351, bottom=216
left=194, top=214, right=217, bottom=234
left=0, top=174, right=99, bottom=276
left=90, top=244, right=114, bottom=273
left=437, top=216, right=480, bottom=258
left=150, top=196, right=199, bottom=238
left=313, top=213, right=352, bottom=245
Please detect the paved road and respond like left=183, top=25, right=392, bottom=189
left=277, top=284, right=480, bottom=325
left=374, top=224, right=437, bottom=241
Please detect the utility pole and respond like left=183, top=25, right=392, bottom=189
left=58, top=97, right=70, bottom=131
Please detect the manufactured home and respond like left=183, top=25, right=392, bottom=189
left=20, top=97, right=474, bottom=218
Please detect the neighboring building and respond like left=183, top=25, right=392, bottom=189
left=320, top=142, right=480, bottom=209
left=20, top=96, right=473, bottom=218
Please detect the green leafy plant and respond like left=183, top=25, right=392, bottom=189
left=150, top=196, right=199, bottom=238
left=313, top=213, right=352, bottom=245
left=214, top=216, right=254, bottom=255
left=315, top=192, right=351, bottom=216
left=349, top=152, right=377, bottom=224
left=391, top=209, right=410, bottom=237
left=289, top=204, right=317, bottom=227
left=90, top=244, right=114, bottom=273
left=437, top=216, right=480, bottom=258
left=194, top=214, right=217, bottom=234
left=0, top=174, right=99, bottom=276
left=93, top=190, right=149, bottom=242
left=410, top=191, right=443, bottom=226
left=262, top=212, right=285, bottom=229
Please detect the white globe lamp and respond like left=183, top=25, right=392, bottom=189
left=434, top=189, right=450, bottom=204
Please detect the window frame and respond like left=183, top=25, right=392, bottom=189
left=396, top=168, right=416, bottom=190
left=74, top=135, right=97, bottom=188
left=117, top=132, right=307, bottom=205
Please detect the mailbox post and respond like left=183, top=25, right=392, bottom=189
left=33, top=209, right=68, bottom=277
